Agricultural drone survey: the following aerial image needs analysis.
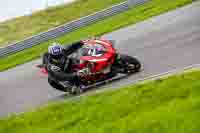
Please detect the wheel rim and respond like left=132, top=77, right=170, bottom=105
left=127, top=63, right=140, bottom=73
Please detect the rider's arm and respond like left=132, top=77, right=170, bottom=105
left=42, top=52, right=55, bottom=65
left=42, top=52, right=49, bottom=65
left=47, top=55, right=52, bottom=64
left=62, top=41, right=84, bottom=56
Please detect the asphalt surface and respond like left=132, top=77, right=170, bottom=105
left=1, top=1, right=200, bottom=117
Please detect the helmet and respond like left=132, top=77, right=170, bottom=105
left=48, top=42, right=63, bottom=56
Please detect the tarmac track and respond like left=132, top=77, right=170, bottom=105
left=0, top=1, right=200, bottom=117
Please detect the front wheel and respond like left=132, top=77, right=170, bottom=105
left=115, top=54, right=141, bottom=74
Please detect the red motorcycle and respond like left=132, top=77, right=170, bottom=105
left=38, top=39, right=141, bottom=94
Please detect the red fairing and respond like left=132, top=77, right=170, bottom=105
left=80, top=39, right=116, bottom=73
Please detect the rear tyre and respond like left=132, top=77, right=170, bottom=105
left=118, top=54, right=141, bottom=74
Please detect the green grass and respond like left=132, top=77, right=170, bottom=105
left=1, top=69, right=200, bottom=133
left=0, top=0, right=124, bottom=47
left=0, top=0, right=192, bottom=71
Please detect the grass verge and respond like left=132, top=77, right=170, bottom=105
left=0, top=0, right=124, bottom=47
left=1, top=69, right=200, bottom=133
left=0, top=0, right=192, bottom=71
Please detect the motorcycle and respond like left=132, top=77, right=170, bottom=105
left=37, top=39, right=141, bottom=95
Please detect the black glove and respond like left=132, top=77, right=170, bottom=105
left=77, top=68, right=90, bottom=78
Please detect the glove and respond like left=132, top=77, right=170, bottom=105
left=77, top=68, right=90, bottom=77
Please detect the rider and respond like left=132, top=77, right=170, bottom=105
left=43, top=41, right=84, bottom=71
left=44, top=40, right=106, bottom=72
left=43, top=41, right=85, bottom=83
left=44, top=39, right=108, bottom=80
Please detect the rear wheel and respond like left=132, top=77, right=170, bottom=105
left=116, top=54, right=141, bottom=74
